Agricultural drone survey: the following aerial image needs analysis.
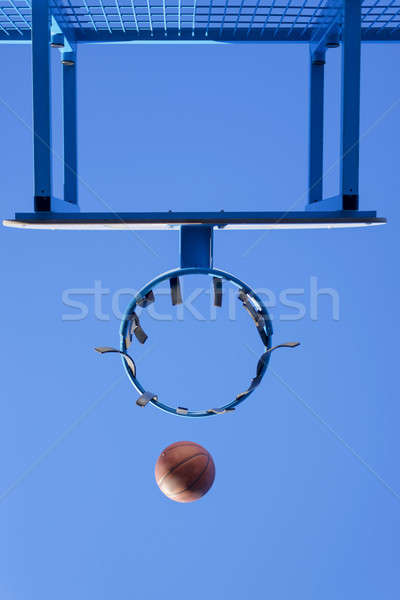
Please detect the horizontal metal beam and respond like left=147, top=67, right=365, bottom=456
left=3, top=210, right=386, bottom=230
left=73, top=28, right=315, bottom=42
left=0, top=33, right=30, bottom=42
left=3, top=28, right=400, bottom=44
left=73, top=28, right=400, bottom=43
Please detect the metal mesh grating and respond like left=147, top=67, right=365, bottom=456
left=0, top=1, right=31, bottom=35
left=49, top=1, right=336, bottom=34
left=1, top=1, right=400, bottom=40
left=50, top=0, right=341, bottom=37
left=362, top=0, right=400, bottom=33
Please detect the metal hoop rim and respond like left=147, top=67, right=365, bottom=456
left=120, top=267, right=273, bottom=417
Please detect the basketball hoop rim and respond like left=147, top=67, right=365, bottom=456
left=120, top=267, right=273, bottom=417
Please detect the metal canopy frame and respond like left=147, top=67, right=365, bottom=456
left=2, top=1, right=400, bottom=42
left=1, top=0, right=388, bottom=234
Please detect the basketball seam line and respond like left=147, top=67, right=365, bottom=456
left=164, top=443, right=204, bottom=453
left=166, top=454, right=211, bottom=498
left=157, top=452, right=208, bottom=489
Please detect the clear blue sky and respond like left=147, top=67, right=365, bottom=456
left=0, top=41, right=399, bottom=599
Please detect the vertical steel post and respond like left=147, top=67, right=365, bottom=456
left=340, top=0, right=361, bottom=210
left=308, top=50, right=325, bottom=204
left=32, top=0, right=52, bottom=211
left=62, top=52, right=78, bottom=204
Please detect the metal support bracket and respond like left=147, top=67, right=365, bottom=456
left=310, top=0, right=342, bottom=57
left=50, top=14, right=75, bottom=53
left=50, top=17, right=64, bottom=49
left=180, top=225, right=214, bottom=268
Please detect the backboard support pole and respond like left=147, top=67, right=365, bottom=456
left=308, top=49, right=325, bottom=204
left=62, top=51, right=78, bottom=205
left=340, top=0, right=361, bottom=210
left=32, top=0, right=52, bottom=212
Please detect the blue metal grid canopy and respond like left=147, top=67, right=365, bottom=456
left=2, top=1, right=400, bottom=42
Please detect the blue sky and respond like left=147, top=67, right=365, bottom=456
left=0, top=41, right=399, bottom=599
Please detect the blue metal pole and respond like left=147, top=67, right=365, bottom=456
left=308, top=49, right=325, bottom=204
left=62, top=51, right=78, bottom=204
left=31, top=0, right=52, bottom=211
left=340, top=0, right=361, bottom=210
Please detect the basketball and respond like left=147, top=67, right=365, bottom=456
left=155, top=441, right=215, bottom=503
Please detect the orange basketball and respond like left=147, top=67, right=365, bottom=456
left=155, top=441, right=215, bottom=503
